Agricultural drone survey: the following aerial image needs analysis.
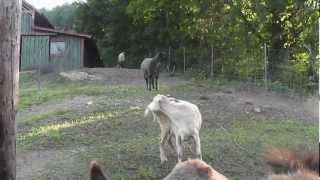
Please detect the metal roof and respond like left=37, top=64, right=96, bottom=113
left=33, top=26, right=92, bottom=39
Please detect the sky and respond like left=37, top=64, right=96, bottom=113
left=25, top=0, right=85, bottom=10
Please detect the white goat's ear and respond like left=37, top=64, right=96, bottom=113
left=158, top=96, right=164, bottom=104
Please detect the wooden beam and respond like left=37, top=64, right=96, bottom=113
left=0, top=0, right=21, bottom=179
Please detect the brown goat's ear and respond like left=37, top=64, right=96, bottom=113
left=90, top=161, right=108, bottom=180
left=202, top=166, right=211, bottom=176
left=304, top=152, right=319, bottom=173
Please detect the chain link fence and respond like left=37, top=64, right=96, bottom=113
left=165, top=44, right=318, bottom=95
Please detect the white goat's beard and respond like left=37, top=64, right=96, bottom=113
left=145, top=102, right=161, bottom=121
left=144, top=108, right=150, bottom=117
left=146, top=101, right=161, bottom=112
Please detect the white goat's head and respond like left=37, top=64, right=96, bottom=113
left=145, top=94, right=180, bottom=118
left=147, top=94, right=166, bottom=112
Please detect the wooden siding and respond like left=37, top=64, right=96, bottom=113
left=50, top=35, right=83, bottom=72
left=21, top=36, right=49, bottom=70
left=21, top=13, right=32, bottom=33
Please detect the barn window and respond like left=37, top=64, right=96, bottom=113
left=50, top=41, right=65, bottom=56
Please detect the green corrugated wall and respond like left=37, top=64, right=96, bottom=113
left=21, top=36, right=50, bottom=70
left=50, top=35, right=82, bottom=72
left=21, top=13, right=32, bottom=33
left=21, top=35, right=83, bottom=72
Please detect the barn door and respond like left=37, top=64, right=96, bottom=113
left=20, top=35, right=50, bottom=70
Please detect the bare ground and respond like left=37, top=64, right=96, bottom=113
left=16, top=68, right=318, bottom=180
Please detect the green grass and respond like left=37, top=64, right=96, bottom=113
left=19, top=73, right=34, bottom=84
left=18, top=111, right=118, bottom=149
left=17, top=72, right=318, bottom=180
left=19, top=73, right=146, bottom=108
left=199, top=118, right=318, bottom=180
left=18, top=108, right=317, bottom=179
left=22, top=113, right=51, bottom=126
left=19, top=109, right=73, bottom=127
left=19, top=82, right=107, bottom=108
left=179, top=71, right=316, bottom=96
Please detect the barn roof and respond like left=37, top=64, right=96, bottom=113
left=23, top=1, right=54, bottom=29
left=21, top=0, right=103, bottom=68
left=21, top=32, right=57, bottom=36
left=22, top=0, right=91, bottom=38
left=33, top=26, right=92, bottom=38
left=22, top=0, right=36, bottom=11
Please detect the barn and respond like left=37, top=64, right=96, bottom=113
left=20, top=0, right=103, bottom=72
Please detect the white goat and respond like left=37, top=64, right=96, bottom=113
left=118, top=52, right=125, bottom=68
left=145, top=94, right=202, bottom=163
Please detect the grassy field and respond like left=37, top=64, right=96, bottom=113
left=17, top=70, right=318, bottom=180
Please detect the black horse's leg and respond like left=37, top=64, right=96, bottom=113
left=155, top=77, right=158, bottom=90
left=151, top=76, right=155, bottom=90
left=148, top=76, right=152, bottom=91
left=145, top=78, right=148, bottom=90
left=144, top=72, right=149, bottom=90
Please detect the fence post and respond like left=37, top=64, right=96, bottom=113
left=0, top=0, right=20, bottom=178
left=210, top=45, right=214, bottom=77
left=264, top=43, right=268, bottom=89
left=183, top=47, right=186, bottom=73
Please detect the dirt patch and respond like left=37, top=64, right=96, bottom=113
left=60, top=71, right=104, bottom=81
left=17, top=149, right=71, bottom=179
left=189, top=84, right=318, bottom=122
left=18, top=95, right=95, bottom=115
left=60, top=68, right=188, bottom=86
left=235, top=89, right=317, bottom=122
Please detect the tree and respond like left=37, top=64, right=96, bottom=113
left=231, top=0, right=319, bottom=79
left=0, top=0, right=21, bottom=179
left=75, top=0, right=318, bottom=88
left=75, top=0, right=133, bottom=66
left=40, top=3, right=78, bottom=30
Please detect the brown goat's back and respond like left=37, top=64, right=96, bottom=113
left=265, top=147, right=319, bottom=180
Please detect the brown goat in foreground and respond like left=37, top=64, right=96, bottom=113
left=89, top=147, right=319, bottom=180
left=89, top=159, right=228, bottom=180
left=264, top=147, right=319, bottom=180
left=163, top=159, right=228, bottom=180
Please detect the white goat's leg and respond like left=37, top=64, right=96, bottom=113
left=167, top=131, right=175, bottom=152
left=193, top=132, right=202, bottom=160
left=175, top=135, right=183, bottom=162
left=159, top=128, right=169, bottom=163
